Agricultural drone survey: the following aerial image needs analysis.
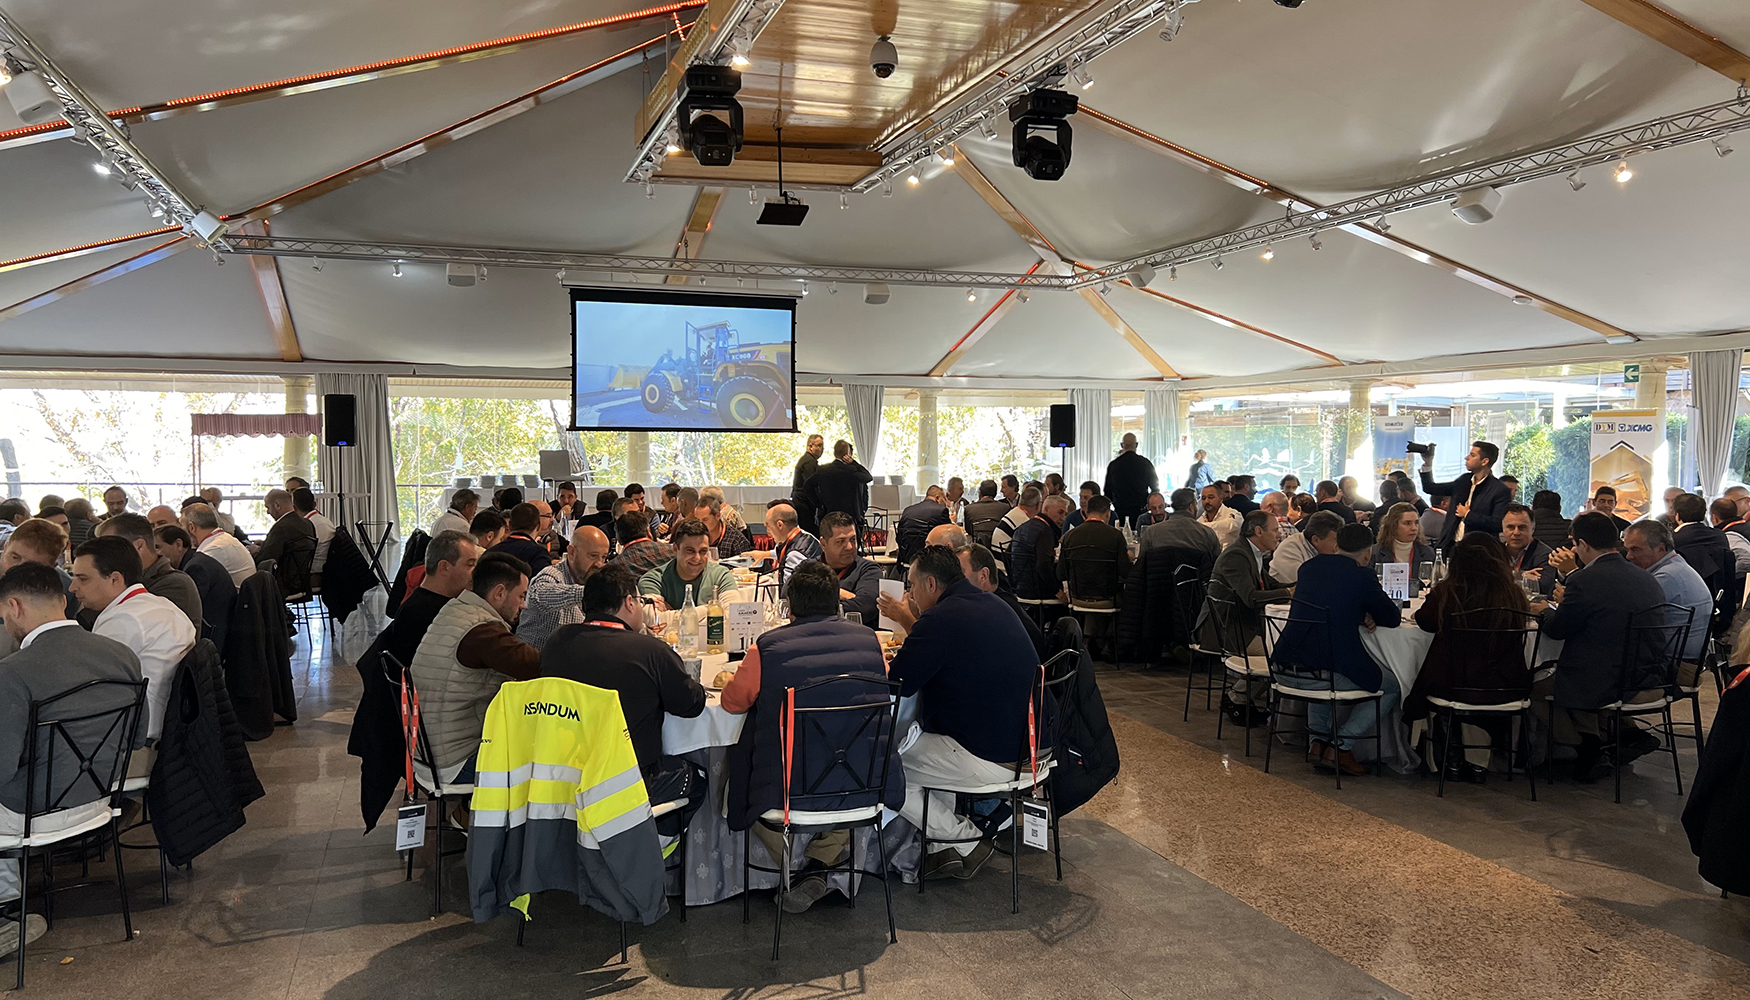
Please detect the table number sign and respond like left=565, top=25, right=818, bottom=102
left=1382, top=562, right=1411, bottom=603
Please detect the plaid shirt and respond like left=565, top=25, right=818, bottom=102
left=615, top=538, right=671, bottom=577
left=515, top=561, right=589, bottom=650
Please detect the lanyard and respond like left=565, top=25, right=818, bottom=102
left=116, top=585, right=148, bottom=607
left=398, top=674, right=421, bottom=799
left=586, top=618, right=627, bottom=631
left=781, top=686, right=796, bottom=827
left=1028, top=662, right=1044, bottom=795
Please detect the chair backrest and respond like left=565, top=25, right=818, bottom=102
left=780, top=673, right=901, bottom=815
left=1063, top=546, right=1121, bottom=604
left=23, top=678, right=148, bottom=837
left=1205, top=595, right=1247, bottom=657
left=1264, top=601, right=1337, bottom=689
left=478, top=475, right=497, bottom=489
left=869, top=484, right=901, bottom=512
left=386, top=651, right=452, bottom=797
left=1623, top=603, right=1692, bottom=695
left=1443, top=606, right=1541, bottom=700
left=279, top=532, right=317, bottom=596
left=1172, top=561, right=1205, bottom=632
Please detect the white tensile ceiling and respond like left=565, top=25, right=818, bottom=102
left=1, top=0, right=1748, bottom=388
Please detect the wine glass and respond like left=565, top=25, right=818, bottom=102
left=1417, top=562, right=1434, bottom=594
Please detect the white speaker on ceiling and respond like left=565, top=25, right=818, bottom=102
left=864, top=282, right=891, bottom=305
left=445, top=263, right=477, bottom=287
left=1450, top=186, right=1502, bottom=225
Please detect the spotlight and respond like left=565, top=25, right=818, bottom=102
left=185, top=210, right=227, bottom=244
left=828, top=281, right=837, bottom=295
left=1374, top=215, right=1391, bottom=233
left=1212, top=258, right=1223, bottom=271
left=938, top=145, right=955, bottom=166
left=1511, top=294, right=1534, bottom=306
left=148, top=201, right=163, bottom=218
left=840, top=191, right=849, bottom=210
left=556, top=268, right=566, bottom=282
left=967, top=288, right=977, bottom=302
left=907, top=168, right=920, bottom=185
left=645, top=181, right=655, bottom=198
left=1566, top=169, right=1586, bottom=191
left=730, top=52, right=751, bottom=68
left=1, top=59, right=58, bottom=125
left=1159, top=6, right=1186, bottom=41
left=1099, top=280, right=1112, bottom=295
left=1168, top=266, right=1178, bottom=282
left=1009, top=88, right=1079, bottom=181
left=799, top=280, right=809, bottom=297
left=1308, top=234, right=1322, bottom=251
left=980, top=115, right=1000, bottom=141
left=864, top=282, right=891, bottom=305
left=1714, top=135, right=1734, bottom=158
left=882, top=174, right=894, bottom=197
left=677, top=65, right=744, bottom=166
left=92, top=162, right=110, bottom=176
left=1261, top=245, right=1274, bottom=261
left=392, top=262, right=402, bottom=278
left=750, top=185, right=758, bottom=205
left=1127, top=263, right=1156, bottom=288
left=312, top=258, right=322, bottom=273
left=663, top=126, right=681, bottom=155
left=1614, top=159, right=1633, bottom=183
left=1017, top=289, right=1031, bottom=303
left=1069, top=65, right=1093, bottom=91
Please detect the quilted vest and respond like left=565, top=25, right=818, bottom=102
left=408, top=590, right=509, bottom=769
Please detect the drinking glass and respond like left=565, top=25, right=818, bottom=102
left=846, top=612, right=863, bottom=627
left=1417, top=563, right=1434, bottom=593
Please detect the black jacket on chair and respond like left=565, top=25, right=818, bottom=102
left=1674, top=522, right=1738, bottom=632
left=1045, top=619, right=1119, bottom=816
left=1684, top=667, right=1750, bottom=893
left=725, top=616, right=902, bottom=831
left=320, top=526, right=381, bottom=624
left=386, top=529, right=431, bottom=617
left=225, top=571, right=297, bottom=740
left=147, top=639, right=265, bottom=866
left=347, top=636, right=405, bottom=832
left=180, top=549, right=236, bottom=652
left=1115, top=544, right=1215, bottom=667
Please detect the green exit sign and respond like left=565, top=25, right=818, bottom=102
left=1624, top=363, right=1641, bottom=384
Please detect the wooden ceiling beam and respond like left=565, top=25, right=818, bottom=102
left=0, top=237, right=191, bottom=324
left=238, top=221, right=303, bottom=361
left=1580, top=0, right=1750, bottom=83
left=0, top=227, right=182, bottom=275
left=1078, top=104, right=1634, bottom=344
left=928, top=261, right=1044, bottom=377
left=666, top=187, right=724, bottom=285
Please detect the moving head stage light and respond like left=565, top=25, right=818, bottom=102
left=1009, top=88, right=1079, bottom=181
left=678, top=65, right=744, bottom=167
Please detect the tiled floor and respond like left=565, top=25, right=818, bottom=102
left=10, top=610, right=1747, bottom=998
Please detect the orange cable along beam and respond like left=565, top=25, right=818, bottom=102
left=0, top=1, right=708, bottom=147
left=0, top=226, right=182, bottom=273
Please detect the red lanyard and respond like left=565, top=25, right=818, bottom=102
left=116, top=585, right=148, bottom=607
left=587, top=618, right=627, bottom=631
left=1028, top=663, right=1044, bottom=794
left=398, top=675, right=421, bottom=798
left=781, top=686, right=796, bottom=827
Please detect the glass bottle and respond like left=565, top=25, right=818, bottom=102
left=680, top=584, right=699, bottom=655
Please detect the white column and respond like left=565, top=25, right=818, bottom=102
left=1636, top=360, right=1671, bottom=494
left=1344, top=380, right=1374, bottom=484
left=916, top=390, right=939, bottom=491
left=626, top=431, right=651, bottom=486
left=282, top=375, right=313, bottom=483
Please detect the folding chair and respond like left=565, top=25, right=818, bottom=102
left=1424, top=608, right=1540, bottom=801
left=383, top=652, right=473, bottom=914
left=1262, top=604, right=1387, bottom=789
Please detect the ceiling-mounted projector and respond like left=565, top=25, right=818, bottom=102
left=1451, top=186, right=1502, bottom=225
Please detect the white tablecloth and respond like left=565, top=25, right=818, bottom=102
left=662, top=694, right=746, bottom=755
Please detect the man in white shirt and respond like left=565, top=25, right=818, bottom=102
left=183, top=502, right=255, bottom=588
left=431, top=488, right=479, bottom=537
left=69, top=536, right=197, bottom=751
left=292, top=488, right=337, bottom=576
left=1268, top=511, right=1344, bottom=586
left=1197, top=484, right=1242, bottom=550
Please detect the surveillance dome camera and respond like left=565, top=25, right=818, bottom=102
left=870, top=36, right=897, bottom=79
left=1273, top=0, right=1304, bottom=6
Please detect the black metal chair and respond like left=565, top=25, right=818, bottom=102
left=384, top=652, right=473, bottom=915
left=1543, top=604, right=1690, bottom=804
left=1207, top=595, right=1270, bottom=756
left=1062, top=548, right=1121, bottom=659
left=1262, top=604, right=1387, bottom=789
left=4, top=678, right=147, bottom=990
left=277, top=534, right=320, bottom=641
left=1177, top=564, right=1221, bottom=719
left=742, top=673, right=901, bottom=961
left=1422, top=607, right=1541, bottom=801
left=917, top=649, right=1077, bottom=914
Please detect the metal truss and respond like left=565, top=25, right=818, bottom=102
left=0, top=10, right=224, bottom=249
left=623, top=0, right=787, bottom=184
left=849, top=0, right=1194, bottom=193
left=1072, top=88, right=1750, bottom=287
left=221, top=234, right=1075, bottom=289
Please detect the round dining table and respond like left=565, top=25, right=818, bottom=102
left=1263, top=598, right=1563, bottom=772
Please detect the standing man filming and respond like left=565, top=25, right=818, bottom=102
left=1416, top=440, right=1511, bottom=550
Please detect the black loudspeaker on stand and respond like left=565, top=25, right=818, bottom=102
left=1049, top=403, right=1075, bottom=482
left=323, top=393, right=357, bottom=529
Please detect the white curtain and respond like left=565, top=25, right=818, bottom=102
left=843, top=383, right=884, bottom=474
left=315, top=372, right=400, bottom=540
left=1689, top=349, right=1743, bottom=495
left=1144, top=387, right=1180, bottom=489
left=1067, top=388, right=1111, bottom=491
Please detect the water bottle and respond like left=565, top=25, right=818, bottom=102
left=679, top=584, right=699, bottom=655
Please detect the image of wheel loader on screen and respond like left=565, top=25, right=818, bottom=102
left=639, top=320, right=792, bottom=429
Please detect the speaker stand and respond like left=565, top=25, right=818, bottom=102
left=1059, top=445, right=1068, bottom=485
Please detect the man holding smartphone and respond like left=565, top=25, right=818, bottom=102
left=1414, top=440, right=1512, bottom=550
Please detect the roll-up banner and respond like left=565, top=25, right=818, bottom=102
left=1589, top=409, right=1664, bottom=520
left=1374, top=416, right=1413, bottom=480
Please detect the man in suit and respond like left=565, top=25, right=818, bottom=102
left=1103, top=433, right=1159, bottom=529
left=896, top=486, right=952, bottom=564
left=1672, top=492, right=1736, bottom=633
left=1416, top=440, right=1511, bottom=550
left=1313, top=479, right=1356, bottom=525
left=791, top=434, right=824, bottom=533
left=1199, top=510, right=1293, bottom=723
left=1270, top=524, right=1402, bottom=777
left=255, top=488, right=318, bottom=593
left=1224, top=475, right=1260, bottom=516
left=1500, top=504, right=1556, bottom=597
left=0, top=562, right=144, bottom=955
left=805, top=439, right=873, bottom=535
left=1532, top=512, right=1668, bottom=781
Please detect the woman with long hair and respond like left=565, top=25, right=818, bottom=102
left=1405, top=533, right=1533, bottom=779
left=1370, top=502, right=1434, bottom=582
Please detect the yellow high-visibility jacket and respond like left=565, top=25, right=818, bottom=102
left=466, top=677, right=667, bottom=924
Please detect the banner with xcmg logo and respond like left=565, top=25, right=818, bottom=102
left=1589, top=409, right=1663, bottom=520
